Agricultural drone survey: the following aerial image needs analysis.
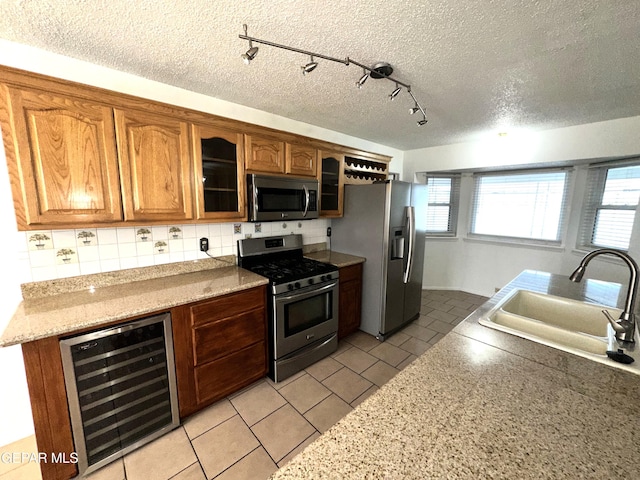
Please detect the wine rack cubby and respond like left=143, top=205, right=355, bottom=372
left=343, top=156, right=389, bottom=184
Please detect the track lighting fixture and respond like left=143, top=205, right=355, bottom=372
left=407, top=89, right=427, bottom=123
left=302, top=56, right=318, bottom=75
left=241, top=26, right=258, bottom=64
left=389, top=83, right=401, bottom=100
left=238, top=24, right=429, bottom=126
left=356, top=69, right=369, bottom=88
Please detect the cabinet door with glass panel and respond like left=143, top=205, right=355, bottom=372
left=318, top=151, right=344, bottom=217
left=192, top=124, right=246, bottom=220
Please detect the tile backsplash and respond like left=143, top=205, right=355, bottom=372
left=17, top=219, right=330, bottom=283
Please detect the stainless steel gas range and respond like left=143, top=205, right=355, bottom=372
left=238, top=234, right=339, bottom=382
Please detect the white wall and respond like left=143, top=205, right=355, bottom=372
left=403, top=117, right=640, bottom=174
left=0, top=39, right=403, bottom=447
left=0, top=126, right=33, bottom=447
left=404, top=117, right=640, bottom=297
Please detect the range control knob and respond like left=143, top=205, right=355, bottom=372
left=326, top=273, right=333, bottom=281
left=308, top=278, right=315, bottom=285
left=294, top=282, right=301, bottom=289
left=320, top=275, right=326, bottom=282
left=287, top=284, right=294, bottom=291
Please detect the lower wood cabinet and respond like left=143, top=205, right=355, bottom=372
left=338, top=263, right=363, bottom=339
left=19, top=285, right=267, bottom=479
left=22, top=337, right=78, bottom=480
left=172, top=285, right=268, bottom=418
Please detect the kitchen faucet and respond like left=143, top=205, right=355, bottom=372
left=569, top=248, right=638, bottom=343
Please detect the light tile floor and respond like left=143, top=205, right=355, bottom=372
left=0, top=290, right=487, bottom=480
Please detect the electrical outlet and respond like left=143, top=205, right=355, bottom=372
left=199, top=237, right=209, bottom=252
left=326, top=227, right=332, bottom=237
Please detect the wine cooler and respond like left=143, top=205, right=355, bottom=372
left=60, top=312, right=179, bottom=476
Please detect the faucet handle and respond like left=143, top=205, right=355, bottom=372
left=602, top=309, right=626, bottom=334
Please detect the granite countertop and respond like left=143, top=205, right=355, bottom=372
left=272, top=270, right=640, bottom=479
left=305, top=250, right=365, bottom=268
left=0, top=247, right=357, bottom=347
left=0, top=262, right=268, bottom=347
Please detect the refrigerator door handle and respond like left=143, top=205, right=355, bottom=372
left=403, top=206, right=415, bottom=284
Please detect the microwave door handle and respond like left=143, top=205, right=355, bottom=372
left=302, top=185, right=310, bottom=217
left=253, top=187, right=259, bottom=212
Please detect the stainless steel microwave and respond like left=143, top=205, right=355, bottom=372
left=247, top=174, right=319, bottom=222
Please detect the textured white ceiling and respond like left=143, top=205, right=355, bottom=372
left=0, top=0, right=639, bottom=150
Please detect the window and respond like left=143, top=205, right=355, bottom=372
left=579, top=162, right=640, bottom=250
left=420, top=174, right=460, bottom=236
left=470, top=169, right=570, bottom=243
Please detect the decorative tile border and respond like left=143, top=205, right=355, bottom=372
left=136, top=228, right=152, bottom=242
left=28, top=231, right=53, bottom=251
left=76, top=229, right=97, bottom=246
left=169, top=226, right=182, bottom=239
left=56, top=248, right=77, bottom=265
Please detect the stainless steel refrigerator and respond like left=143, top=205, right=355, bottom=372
left=331, top=180, right=427, bottom=340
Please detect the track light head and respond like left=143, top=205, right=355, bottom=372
left=356, top=70, right=369, bottom=88
left=417, top=117, right=428, bottom=126
left=241, top=25, right=259, bottom=64
left=409, top=105, right=419, bottom=115
left=302, top=56, right=318, bottom=75
left=242, top=44, right=258, bottom=64
left=389, top=84, right=401, bottom=100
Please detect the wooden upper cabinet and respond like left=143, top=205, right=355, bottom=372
left=192, top=124, right=246, bottom=220
left=245, top=134, right=285, bottom=174
left=0, top=85, right=123, bottom=228
left=114, top=109, right=193, bottom=221
left=285, top=143, right=318, bottom=177
left=318, top=151, right=345, bottom=217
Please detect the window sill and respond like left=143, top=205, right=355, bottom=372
left=425, top=235, right=459, bottom=242
left=463, top=235, right=566, bottom=252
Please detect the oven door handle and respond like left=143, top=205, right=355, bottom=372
left=302, top=185, right=310, bottom=217
left=278, top=280, right=338, bottom=302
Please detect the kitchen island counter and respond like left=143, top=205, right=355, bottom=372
left=272, top=270, right=640, bottom=479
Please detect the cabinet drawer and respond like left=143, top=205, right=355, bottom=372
left=194, top=341, right=266, bottom=404
left=193, top=307, right=265, bottom=366
left=340, top=263, right=363, bottom=283
left=190, top=286, right=265, bottom=326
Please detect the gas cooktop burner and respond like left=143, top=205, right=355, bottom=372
left=249, top=258, right=335, bottom=281
left=248, top=257, right=337, bottom=284
left=237, top=234, right=338, bottom=292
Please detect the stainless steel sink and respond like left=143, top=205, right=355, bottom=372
left=479, top=289, right=639, bottom=374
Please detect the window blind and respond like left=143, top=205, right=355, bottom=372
left=470, top=169, right=570, bottom=243
left=579, top=162, right=640, bottom=250
left=420, top=173, right=461, bottom=236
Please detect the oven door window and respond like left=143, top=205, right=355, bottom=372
left=284, top=290, right=332, bottom=337
left=258, top=187, right=305, bottom=212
